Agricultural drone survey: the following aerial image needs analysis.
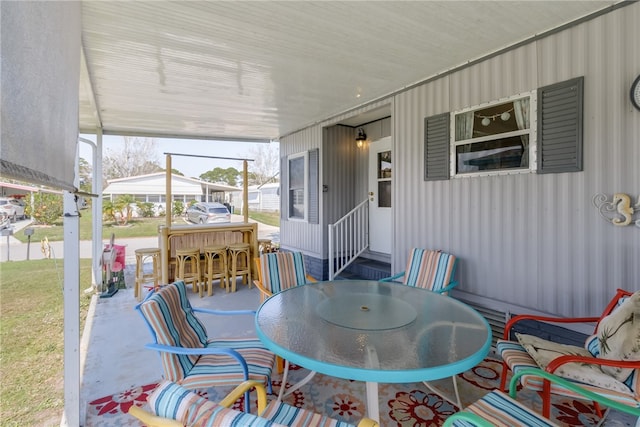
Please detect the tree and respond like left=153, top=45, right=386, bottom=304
left=78, top=157, right=92, bottom=190
left=103, top=137, right=163, bottom=182
left=199, top=167, right=240, bottom=186
left=247, top=143, right=279, bottom=186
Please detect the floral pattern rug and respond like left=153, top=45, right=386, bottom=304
left=85, top=356, right=620, bottom=426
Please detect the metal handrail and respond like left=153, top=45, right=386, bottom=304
left=328, top=199, right=369, bottom=280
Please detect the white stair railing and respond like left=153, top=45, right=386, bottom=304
left=328, top=199, right=368, bottom=280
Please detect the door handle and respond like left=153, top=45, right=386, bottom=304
left=368, top=192, right=374, bottom=196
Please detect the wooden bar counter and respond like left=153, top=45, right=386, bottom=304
left=158, top=222, right=258, bottom=284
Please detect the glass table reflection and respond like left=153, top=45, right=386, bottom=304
left=255, top=280, right=491, bottom=422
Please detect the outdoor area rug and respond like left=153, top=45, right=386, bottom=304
left=85, top=356, right=630, bottom=426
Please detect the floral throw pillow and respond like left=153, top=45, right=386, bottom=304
left=516, top=333, right=631, bottom=394
left=596, top=291, right=640, bottom=381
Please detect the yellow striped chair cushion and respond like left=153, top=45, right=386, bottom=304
left=403, top=248, right=456, bottom=292
left=260, top=252, right=309, bottom=294
left=449, top=390, right=558, bottom=426
left=261, top=400, right=356, bottom=427
left=139, top=281, right=208, bottom=382
left=149, top=380, right=285, bottom=426
left=148, top=380, right=359, bottom=427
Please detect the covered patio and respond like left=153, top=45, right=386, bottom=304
left=80, top=271, right=636, bottom=426
left=2, top=1, right=637, bottom=426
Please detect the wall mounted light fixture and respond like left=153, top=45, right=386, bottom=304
left=355, top=128, right=367, bottom=148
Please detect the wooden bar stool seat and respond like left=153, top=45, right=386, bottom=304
left=134, top=247, right=161, bottom=301
left=203, top=245, right=228, bottom=295
left=227, top=242, right=251, bottom=293
left=175, top=248, right=202, bottom=297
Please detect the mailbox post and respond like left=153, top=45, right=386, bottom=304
left=24, top=227, right=34, bottom=260
left=1, top=228, right=13, bottom=261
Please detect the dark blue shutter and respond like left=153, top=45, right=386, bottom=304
left=424, top=113, right=450, bottom=181
left=308, top=149, right=319, bottom=224
left=280, top=156, right=287, bottom=220
left=537, top=76, right=584, bottom=174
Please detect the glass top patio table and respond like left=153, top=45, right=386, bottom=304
left=255, top=280, right=491, bottom=416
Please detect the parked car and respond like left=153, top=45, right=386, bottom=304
left=185, top=202, right=230, bottom=224
left=0, top=197, right=26, bottom=222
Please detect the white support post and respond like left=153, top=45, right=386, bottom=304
left=93, top=131, right=103, bottom=288
left=61, top=148, right=81, bottom=426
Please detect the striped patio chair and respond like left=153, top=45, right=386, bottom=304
left=253, top=251, right=316, bottom=303
left=496, top=288, right=640, bottom=420
left=443, top=369, right=640, bottom=426
left=135, top=281, right=276, bottom=412
left=380, top=248, right=458, bottom=294
left=128, top=379, right=380, bottom=427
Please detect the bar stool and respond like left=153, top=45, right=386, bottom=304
left=175, top=248, right=202, bottom=297
left=258, top=238, right=273, bottom=254
left=203, top=245, right=228, bottom=295
left=227, top=242, right=251, bottom=293
left=134, top=247, right=161, bottom=301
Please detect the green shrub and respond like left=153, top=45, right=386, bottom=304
left=26, top=193, right=63, bottom=225
left=172, top=200, right=184, bottom=217
left=137, top=202, right=155, bottom=217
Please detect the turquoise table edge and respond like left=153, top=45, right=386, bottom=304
left=254, top=280, right=492, bottom=384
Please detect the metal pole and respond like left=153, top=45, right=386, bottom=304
left=26, top=235, right=31, bottom=260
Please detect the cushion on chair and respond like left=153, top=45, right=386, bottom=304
left=178, top=338, right=276, bottom=389
left=403, top=248, right=456, bottom=292
left=595, top=291, right=640, bottom=381
left=149, top=380, right=284, bottom=427
left=138, top=281, right=208, bottom=381
left=260, top=252, right=308, bottom=294
left=515, top=333, right=632, bottom=394
left=498, top=338, right=640, bottom=407
left=261, top=400, right=357, bottom=427
left=458, top=390, right=558, bottom=426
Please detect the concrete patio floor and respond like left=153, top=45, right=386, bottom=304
left=79, top=272, right=262, bottom=424
left=79, top=266, right=638, bottom=426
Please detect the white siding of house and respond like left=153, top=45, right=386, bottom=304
left=280, top=3, right=639, bottom=317
left=393, top=4, right=639, bottom=317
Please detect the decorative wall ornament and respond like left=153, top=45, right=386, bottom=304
left=592, top=193, right=640, bottom=228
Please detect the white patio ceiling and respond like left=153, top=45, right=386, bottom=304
left=79, top=1, right=621, bottom=142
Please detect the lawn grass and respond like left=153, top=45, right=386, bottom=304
left=0, top=259, right=93, bottom=426
left=12, top=210, right=184, bottom=243
left=13, top=210, right=280, bottom=242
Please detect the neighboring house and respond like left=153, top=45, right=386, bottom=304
left=102, top=173, right=240, bottom=213
left=277, top=4, right=639, bottom=320
left=247, top=183, right=280, bottom=212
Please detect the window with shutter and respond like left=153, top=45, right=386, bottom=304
left=450, top=92, right=535, bottom=177
left=285, top=149, right=319, bottom=223
left=537, top=76, right=584, bottom=174
left=424, top=113, right=450, bottom=181
left=308, top=149, right=319, bottom=224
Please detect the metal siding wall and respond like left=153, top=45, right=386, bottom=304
left=322, top=125, right=358, bottom=257
left=394, top=4, right=639, bottom=317
left=279, top=127, right=323, bottom=256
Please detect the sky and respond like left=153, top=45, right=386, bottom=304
left=78, top=134, right=279, bottom=179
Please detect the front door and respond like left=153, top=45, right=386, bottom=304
left=368, top=137, right=392, bottom=254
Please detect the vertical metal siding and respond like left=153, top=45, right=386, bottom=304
left=280, top=127, right=324, bottom=256
left=393, top=4, right=639, bottom=317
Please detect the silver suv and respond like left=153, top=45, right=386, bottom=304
left=186, top=202, right=230, bottom=224
left=0, top=197, right=26, bottom=222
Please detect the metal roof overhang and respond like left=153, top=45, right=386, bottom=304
left=79, top=1, right=625, bottom=142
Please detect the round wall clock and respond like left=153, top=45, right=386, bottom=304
left=631, top=74, right=640, bottom=111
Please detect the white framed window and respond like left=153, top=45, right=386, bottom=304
left=287, top=152, right=308, bottom=221
left=451, top=91, right=537, bottom=177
